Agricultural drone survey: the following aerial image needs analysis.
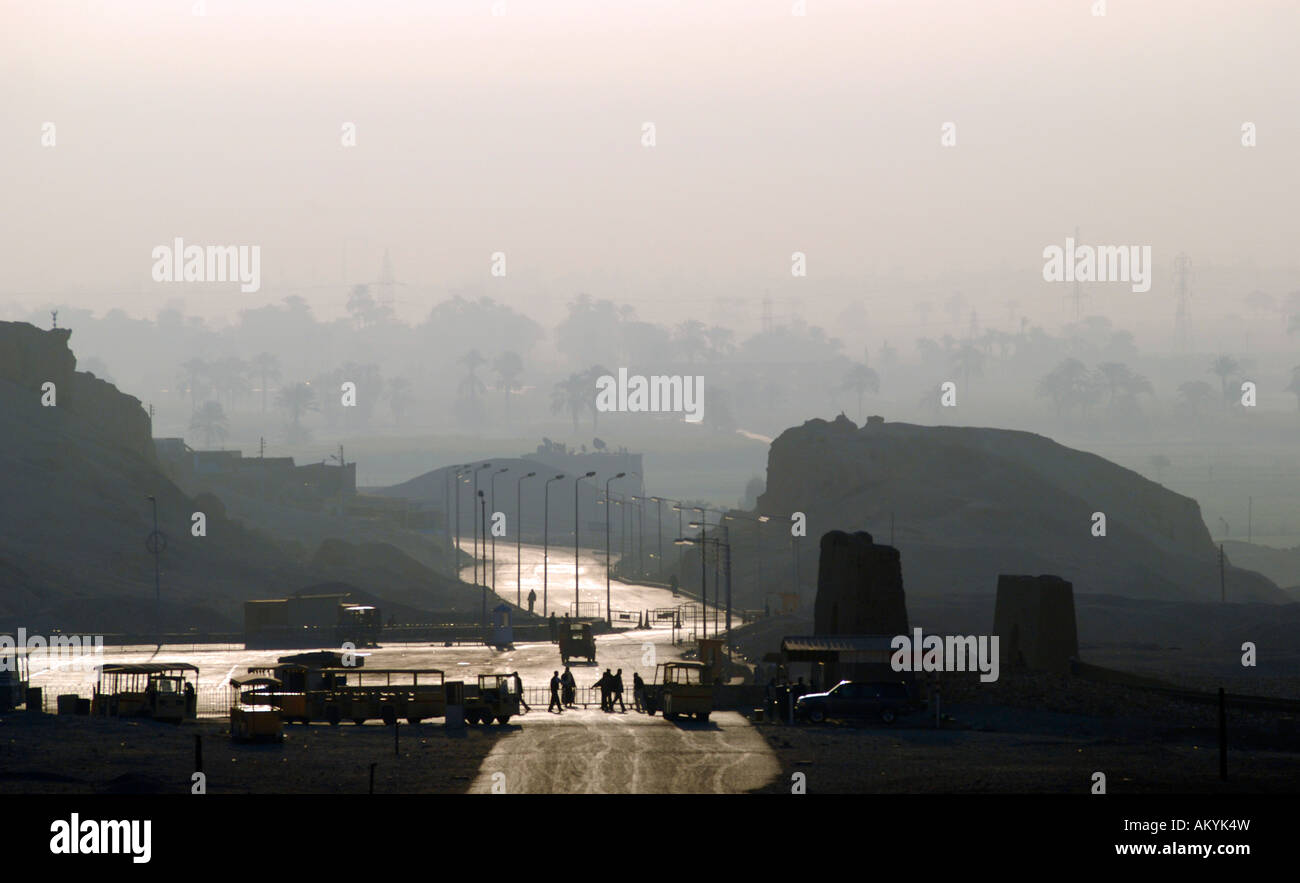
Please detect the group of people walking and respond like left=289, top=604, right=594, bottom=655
left=547, top=666, right=635, bottom=712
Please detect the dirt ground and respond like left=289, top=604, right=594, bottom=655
left=750, top=673, right=1300, bottom=794
left=0, top=713, right=505, bottom=794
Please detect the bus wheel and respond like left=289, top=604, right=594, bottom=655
left=326, top=707, right=341, bottom=727
left=352, top=718, right=367, bottom=726
left=497, top=715, right=511, bottom=726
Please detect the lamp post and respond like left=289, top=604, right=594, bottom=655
left=649, top=497, right=666, bottom=579
left=478, top=491, right=488, bottom=626
left=574, top=471, right=596, bottom=617
left=543, top=474, right=565, bottom=616
left=516, top=471, right=536, bottom=607
left=490, top=467, right=508, bottom=592
left=472, top=463, right=491, bottom=586
left=605, top=472, right=628, bottom=625
left=453, top=465, right=470, bottom=576
left=725, top=511, right=771, bottom=619
left=677, top=532, right=731, bottom=655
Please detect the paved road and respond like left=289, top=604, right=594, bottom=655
left=469, top=708, right=780, bottom=794
left=462, top=539, right=723, bottom=631
left=27, top=543, right=771, bottom=793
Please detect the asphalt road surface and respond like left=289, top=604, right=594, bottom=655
left=468, top=707, right=780, bottom=794
left=464, top=539, right=723, bottom=627
left=26, top=543, right=767, bottom=793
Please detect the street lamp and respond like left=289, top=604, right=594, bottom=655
left=649, top=496, right=666, bottom=579
left=478, top=490, right=488, bottom=626
left=543, top=474, right=565, bottom=616
left=575, top=471, right=596, bottom=618
left=605, top=472, right=628, bottom=626
left=725, top=511, right=771, bottom=618
left=679, top=529, right=733, bottom=660
left=453, top=464, right=470, bottom=575
left=490, top=467, right=509, bottom=592
left=472, top=463, right=492, bottom=586
left=516, top=471, right=536, bottom=607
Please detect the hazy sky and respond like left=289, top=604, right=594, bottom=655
left=4, top=0, right=1298, bottom=336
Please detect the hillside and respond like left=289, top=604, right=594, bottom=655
left=753, top=415, right=1284, bottom=603
left=0, top=322, right=476, bottom=633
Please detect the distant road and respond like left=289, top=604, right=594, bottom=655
left=461, top=540, right=722, bottom=626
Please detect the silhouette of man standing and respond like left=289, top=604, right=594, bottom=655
left=527, top=589, right=537, bottom=614
left=548, top=670, right=563, bottom=713
left=560, top=666, right=576, bottom=708
left=512, top=671, right=530, bottom=713
left=611, top=668, right=626, bottom=713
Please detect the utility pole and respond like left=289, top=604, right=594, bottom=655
left=723, top=524, right=732, bottom=660
left=543, top=474, right=565, bottom=617
left=479, top=491, right=487, bottom=626
left=517, top=472, right=536, bottom=607
left=605, top=473, right=627, bottom=626
left=575, top=471, right=595, bottom=617
left=491, top=467, right=508, bottom=593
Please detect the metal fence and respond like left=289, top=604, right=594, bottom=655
left=37, top=684, right=234, bottom=719
left=519, top=685, right=638, bottom=710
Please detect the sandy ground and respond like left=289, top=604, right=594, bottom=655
left=752, top=720, right=1300, bottom=794
left=0, top=713, right=506, bottom=794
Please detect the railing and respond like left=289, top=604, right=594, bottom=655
left=519, top=685, right=638, bottom=710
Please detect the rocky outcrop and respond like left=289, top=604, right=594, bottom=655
left=757, top=416, right=1284, bottom=603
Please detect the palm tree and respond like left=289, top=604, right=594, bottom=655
left=1209, top=355, right=1240, bottom=407
left=1178, top=380, right=1216, bottom=417
left=551, top=372, right=589, bottom=432
left=493, top=351, right=524, bottom=422
left=841, top=363, right=880, bottom=420
left=276, top=382, right=317, bottom=441
left=457, top=350, right=488, bottom=404
left=1037, top=358, right=1090, bottom=417
left=674, top=320, right=708, bottom=365
left=251, top=352, right=280, bottom=413
left=704, top=326, right=735, bottom=362
left=210, top=357, right=249, bottom=412
left=551, top=365, right=609, bottom=432
left=951, top=344, right=985, bottom=391
left=189, top=400, right=228, bottom=449
left=177, top=358, right=209, bottom=414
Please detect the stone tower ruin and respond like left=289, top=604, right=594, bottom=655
left=992, top=574, right=1079, bottom=674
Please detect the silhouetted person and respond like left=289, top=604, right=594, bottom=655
left=548, top=671, right=563, bottom=713
left=612, top=668, right=626, bottom=713
left=633, top=672, right=646, bottom=712
left=561, top=666, right=576, bottom=708
left=592, top=669, right=612, bottom=711
left=512, top=671, right=530, bottom=713
left=527, top=589, right=537, bottom=614
left=670, top=575, right=679, bottom=597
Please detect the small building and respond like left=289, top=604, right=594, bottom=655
left=779, top=635, right=902, bottom=690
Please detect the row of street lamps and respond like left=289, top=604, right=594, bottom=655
left=444, top=461, right=804, bottom=636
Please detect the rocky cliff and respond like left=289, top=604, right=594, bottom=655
left=755, top=416, right=1283, bottom=603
